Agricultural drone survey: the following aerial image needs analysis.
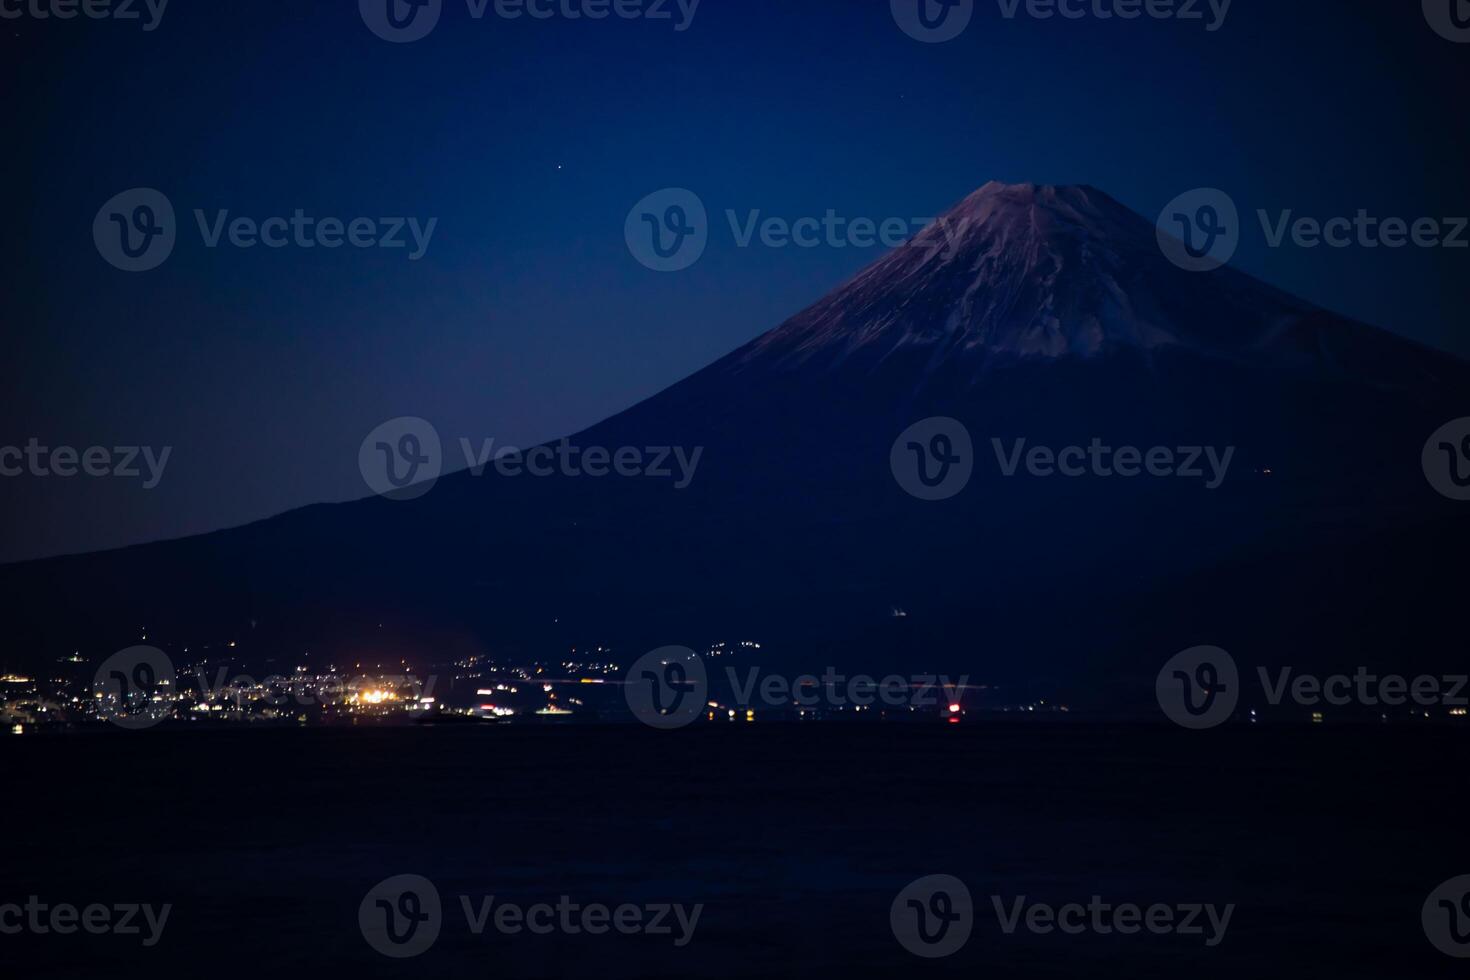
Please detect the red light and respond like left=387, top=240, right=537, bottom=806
left=947, top=716, right=960, bottom=724
left=948, top=703, right=962, bottom=713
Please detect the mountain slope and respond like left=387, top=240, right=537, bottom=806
left=3, top=183, right=1466, bottom=698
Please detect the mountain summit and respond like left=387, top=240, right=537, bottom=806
left=735, top=182, right=1441, bottom=392
left=740, top=181, right=1228, bottom=368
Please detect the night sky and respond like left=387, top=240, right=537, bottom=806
left=2, top=0, right=1466, bottom=562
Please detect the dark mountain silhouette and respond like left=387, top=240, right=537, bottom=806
left=5, top=183, right=1466, bottom=706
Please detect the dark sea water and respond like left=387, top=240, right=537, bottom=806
left=3, top=723, right=1468, bottom=978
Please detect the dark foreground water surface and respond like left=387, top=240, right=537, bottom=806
left=4, top=723, right=1468, bottom=978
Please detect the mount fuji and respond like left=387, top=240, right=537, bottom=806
left=5, top=182, right=1466, bottom=702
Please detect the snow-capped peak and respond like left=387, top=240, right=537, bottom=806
left=736, top=181, right=1309, bottom=375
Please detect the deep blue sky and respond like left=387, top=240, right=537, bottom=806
left=2, top=0, right=1466, bottom=561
